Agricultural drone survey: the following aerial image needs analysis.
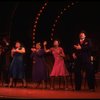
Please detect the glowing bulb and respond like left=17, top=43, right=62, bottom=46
left=37, top=13, right=40, bottom=16
left=35, top=21, right=37, bottom=24
left=57, top=16, right=60, bottom=18
left=64, top=8, right=67, bottom=11
left=53, top=24, right=55, bottom=27
left=33, top=29, right=35, bottom=32
left=33, top=33, right=35, bottom=35
left=71, top=2, right=74, bottom=5
left=44, top=3, right=47, bottom=6
left=60, top=12, right=63, bottom=14
left=34, top=25, right=36, bottom=28
left=68, top=5, right=70, bottom=8
left=40, top=10, right=42, bottom=13
left=55, top=20, right=57, bottom=22
left=36, top=17, right=39, bottom=20
left=52, top=29, right=54, bottom=31
left=33, top=37, right=35, bottom=39
left=33, top=41, right=35, bottom=44
left=42, top=6, right=45, bottom=9
left=51, top=38, right=53, bottom=41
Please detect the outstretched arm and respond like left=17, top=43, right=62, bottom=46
left=43, top=41, right=51, bottom=53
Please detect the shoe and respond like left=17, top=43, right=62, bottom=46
left=64, top=87, right=69, bottom=91
left=35, top=83, right=41, bottom=88
left=23, top=85, right=27, bottom=88
left=50, top=87, right=55, bottom=90
left=75, top=88, right=81, bottom=91
left=89, top=89, right=95, bottom=92
left=8, top=82, right=13, bottom=88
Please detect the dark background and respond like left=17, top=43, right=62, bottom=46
left=0, top=1, right=100, bottom=79
left=0, top=1, right=100, bottom=52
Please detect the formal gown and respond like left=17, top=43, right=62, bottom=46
left=31, top=49, right=47, bottom=82
left=50, top=47, right=69, bottom=77
left=9, top=52, right=25, bottom=79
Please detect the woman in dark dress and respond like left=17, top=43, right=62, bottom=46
left=31, top=43, right=47, bottom=89
left=8, top=41, right=26, bottom=87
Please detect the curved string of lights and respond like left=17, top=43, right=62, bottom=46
left=32, top=1, right=48, bottom=46
left=50, top=1, right=79, bottom=41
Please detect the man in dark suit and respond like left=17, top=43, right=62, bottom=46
left=72, top=31, right=95, bottom=91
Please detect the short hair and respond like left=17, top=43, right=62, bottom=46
left=15, top=41, right=23, bottom=48
left=36, top=42, right=41, bottom=47
left=79, top=30, right=87, bottom=37
left=80, top=30, right=86, bottom=34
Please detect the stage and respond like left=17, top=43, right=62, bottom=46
left=0, top=80, right=100, bottom=99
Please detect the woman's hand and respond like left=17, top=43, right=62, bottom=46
left=12, top=48, right=16, bottom=53
left=31, top=48, right=36, bottom=52
left=43, top=41, right=47, bottom=46
left=15, top=48, right=19, bottom=52
left=15, top=48, right=25, bottom=53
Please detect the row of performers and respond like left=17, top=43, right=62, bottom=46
left=0, top=31, right=96, bottom=91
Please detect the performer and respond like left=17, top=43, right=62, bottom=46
left=0, top=45, right=5, bottom=86
left=8, top=41, right=26, bottom=87
left=43, top=40, right=69, bottom=90
left=72, top=31, right=95, bottom=91
left=2, top=37, right=10, bottom=51
left=31, top=43, right=47, bottom=89
left=1, top=36, right=11, bottom=86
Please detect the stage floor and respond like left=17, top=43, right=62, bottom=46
left=0, top=83, right=100, bottom=99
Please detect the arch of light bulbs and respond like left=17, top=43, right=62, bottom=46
left=32, top=1, right=48, bottom=46
left=50, top=1, right=78, bottom=41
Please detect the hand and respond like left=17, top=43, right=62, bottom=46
left=59, top=51, right=65, bottom=58
left=59, top=54, right=64, bottom=59
left=12, top=48, right=16, bottom=52
left=74, top=45, right=78, bottom=48
left=74, top=44, right=81, bottom=50
left=91, top=56, right=94, bottom=61
left=77, top=44, right=81, bottom=49
left=15, top=49, right=19, bottom=52
left=43, top=41, right=47, bottom=46
left=31, top=48, right=36, bottom=52
left=72, top=53, right=77, bottom=59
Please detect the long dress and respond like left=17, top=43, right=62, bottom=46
left=50, top=47, right=69, bottom=77
left=31, top=49, right=47, bottom=82
left=9, top=52, right=25, bottom=79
